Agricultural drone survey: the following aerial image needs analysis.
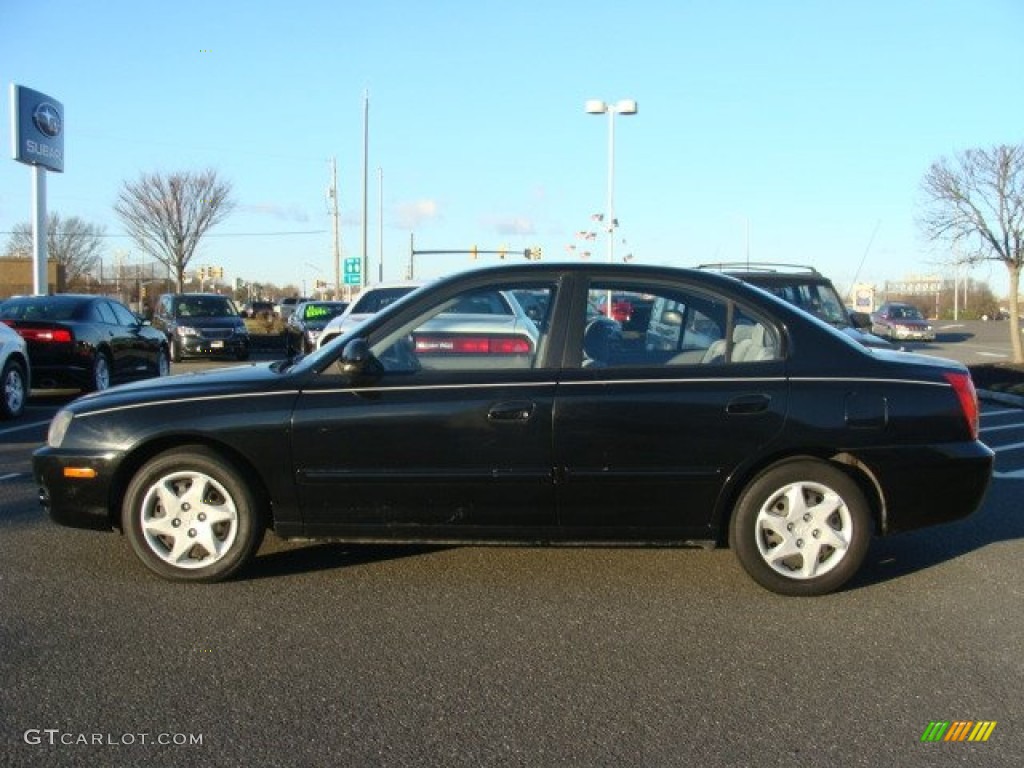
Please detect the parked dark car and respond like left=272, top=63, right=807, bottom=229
left=242, top=300, right=276, bottom=320
left=870, top=301, right=936, bottom=342
left=698, top=263, right=896, bottom=350
left=285, top=300, right=349, bottom=354
left=152, top=293, right=250, bottom=362
left=0, top=294, right=169, bottom=392
left=33, top=263, right=992, bottom=595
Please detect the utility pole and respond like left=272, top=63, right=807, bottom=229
left=329, top=157, right=341, bottom=298
left=361, top=90, right=370, bottom=288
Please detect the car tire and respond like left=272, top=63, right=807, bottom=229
left=170, top=339, right=183, bottom=363
left=157, top=347, right=171, bottom=377
left=89, top=351, right=112, bottom=392
left=0, top=358, right=27, bottom=419
left=122, top=446, right=265, bottom=582
left=729, top=459, right=872, bottom=596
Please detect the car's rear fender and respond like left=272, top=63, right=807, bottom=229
left=711, top=450, right=886, bottom=545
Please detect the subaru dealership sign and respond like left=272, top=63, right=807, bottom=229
left=10, top=84, right=64, bottom=173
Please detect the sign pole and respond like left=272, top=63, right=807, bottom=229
left=32, top=165, right=47, bottom=295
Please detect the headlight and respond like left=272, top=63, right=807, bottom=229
left=175, top=325, right=200, bottom=338
left=48, top=409, right=74, bottom=448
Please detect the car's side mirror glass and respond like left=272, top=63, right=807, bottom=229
left=339, top=338, right=383, bottom=378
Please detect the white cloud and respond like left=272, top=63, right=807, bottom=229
left=394, top=199, right=441, bottom=229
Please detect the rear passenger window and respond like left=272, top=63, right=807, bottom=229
left=579, top=281, right=780, bottom=368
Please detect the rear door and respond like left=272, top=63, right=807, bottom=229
left=553, top=275, right=789, bottom=539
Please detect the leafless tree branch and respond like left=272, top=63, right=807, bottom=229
left=114, top=169, right=235, bottom=291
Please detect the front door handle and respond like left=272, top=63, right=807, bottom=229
left=488, top=401, right=535, bottom=422
left=726, top=394, right=771, bottom=415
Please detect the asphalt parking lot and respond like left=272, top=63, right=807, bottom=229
left=1, top=322, right=1022, bottom=767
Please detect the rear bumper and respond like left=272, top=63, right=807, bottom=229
left=859, top=440, right=993, bottom=534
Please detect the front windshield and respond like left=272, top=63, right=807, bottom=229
left=176, top=298, right=235, bottom=318
left=764, top=282, right=849, bottom=327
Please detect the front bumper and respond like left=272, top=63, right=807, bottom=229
left=177, top=336, right=250, bottom=358
left=33, top=446, right=120, bottom=530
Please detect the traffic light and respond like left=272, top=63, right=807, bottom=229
left=470, top=245, right=478, bottom=260
left=498, top=246, right=507, bottom=260
left=235, top=277, right=244, bottom=290
left=524, top=247, right=542, bottom=261
left=215, top=266, right=224, bottom=278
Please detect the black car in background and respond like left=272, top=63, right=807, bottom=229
left=34, top=263, right=992, bottom=596
left=0, top=294, right=169, bottom=392
left=698, top=263, right=896, bottom=349
left=152, top=293, right=250, bottom=362
left=285, top=300, right=349, bottom=354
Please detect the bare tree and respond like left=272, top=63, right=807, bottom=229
left=919, top=144, right=1024, bottom=363
left=5, top=212, right=105, bottom=288
left=114, top=169, right=235, bottom=291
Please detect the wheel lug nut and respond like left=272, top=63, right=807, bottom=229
left=188, top=528, right=197, bottom=538
left=812, top=530, right=820, bottom=538
left=198, top=513, right=206, bottom=522
left=796, top=539, right=804, bottom=547
left=172, top=519, right=181, bottom=528
left=803, top=514, right=811, bottom=522
left=787, top=523, right=794, bottom=531
left=182, top=503, right=191, bottom=512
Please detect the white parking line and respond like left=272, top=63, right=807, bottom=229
left=0, top=420, right=50, bottom=437
left=993, top=469, right=1024, bottom=479
left=0, top=473, right=25, bottom=482
left=981, top=423, right=1024, bottom=434
left=990, top=440, right=1024, bottom=453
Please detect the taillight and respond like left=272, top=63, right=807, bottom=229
left=414, top=335, right=532, bottom=355
left=17, top=327, right=73, bottom=343
left=944, top=371, right=979, bottom=440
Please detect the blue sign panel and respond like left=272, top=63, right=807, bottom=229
left=10, top=84, right=65, bottom=173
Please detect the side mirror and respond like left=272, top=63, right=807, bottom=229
left=339, top=338, right=383, bottom=378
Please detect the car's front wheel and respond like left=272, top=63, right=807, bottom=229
left=729, top=459, right=872, bottom=596
left=122, top=447, right=265, bottom=582
left=0, top=358, right=27, bottom=419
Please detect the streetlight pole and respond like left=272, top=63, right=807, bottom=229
left=586, top=98, right=637, bottom=266
left=586, top=98, right=636, bottom=315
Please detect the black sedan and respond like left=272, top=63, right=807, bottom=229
left=0, top=294, right=169, bottom=392
left=33, top=264, right=993, bottom=595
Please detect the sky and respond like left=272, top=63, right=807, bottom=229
left=2, top=0, right=1023, bottom=298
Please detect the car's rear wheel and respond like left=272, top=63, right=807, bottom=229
left=89, top=352, right=111, bottom=392
left=157, top=347, right=171, bottom=376
left=1, top=358, right=27, bottom=419
left=122, top=447, right=265, bottom=582
left=729, top=459, right=872, bottom=596
left=170, top=339, right=183, bottom=363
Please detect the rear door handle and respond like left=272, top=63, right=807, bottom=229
left=488, top=401, right=535, bottom=422
left=726, top=394, right=771, bottom=415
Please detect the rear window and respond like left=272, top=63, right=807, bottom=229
left=350, top=287, right=418, bottom=314
left=0, top=297, right=86, bottom=321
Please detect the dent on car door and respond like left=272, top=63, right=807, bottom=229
left=553, top=281, right=789, bottom=537
left=290, top=281, right=560, bottom=536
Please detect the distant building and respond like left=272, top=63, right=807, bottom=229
left=0, top=257, right=64, bottom=297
